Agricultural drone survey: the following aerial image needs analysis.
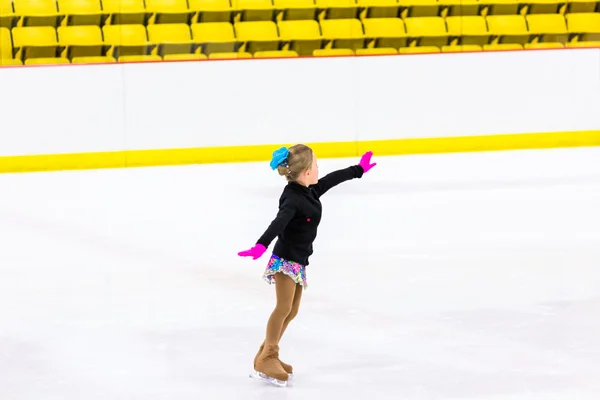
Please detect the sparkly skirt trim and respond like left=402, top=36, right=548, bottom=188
left=263, top=254, right=307, bottom=289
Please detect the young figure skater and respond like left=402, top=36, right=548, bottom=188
left=238, top=144, right=376, bottom=386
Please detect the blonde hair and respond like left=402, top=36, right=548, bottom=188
left=277, top=144, right=314, bottom=182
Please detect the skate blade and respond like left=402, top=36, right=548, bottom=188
left=249, top=371, right=288, bottom=387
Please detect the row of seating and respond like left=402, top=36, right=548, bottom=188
left=2, top=41, right=599, bottom=66
left=0, top=0, right=598, bottom=30
left=1, top=14, right=598, bottom=62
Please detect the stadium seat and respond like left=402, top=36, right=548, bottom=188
left=397, top=0, right=440, bottom=18
left=477, top=0, right=521, bottom=17
left=441, top=0, right=480, bottom=17
left=103, top=24, right=151, bottom=57
left=0, top=26, right=12, bottom=60
left=277, top=20, right=323, bottom=56
left=313, top=48, right=354, bottom=56
left=524, top=42, right=564, bottom=49
left=57, top=0, right=103, bottom=26
left=398, top=45, right=440, bottom=53
left=24, top=56, right=69, bottom=64
left=273, top=0, right=317, bottom=21
left=58, top=25, right=108, bottom=58
left=483, top=42, right=523, bottom=50
left=526, top=14, right=568, bottom=43
left=208, top=51, right=252, bottom=58
left=0, top=0, right=17, bottom=29
left=486, top=15, right=530, bottom=44
left=102, top=0, right=147, bottom=25
left=567, top=0, right=599, bottom=13
left=441, top=44, right=483, bottom=52
left=316, top=0, right=359, bottom=20
left=191, top=22, right=237, bottom=54
left=0, top=57, right=23, bottom=65
left=320, top=18, right=365, bottom=50
left=404, top=17, right=449, bottom=47
left=355, top=47, right=398, bottom=55
left=526, top=0, right=564, bottom=15
left=13, top=0, right=61, bottom=27
left=189, top=0, right=232, bottom=23
left=163, top=53, right=207, bottom=60
left=71, top=56, right=116, bottom=63
left=445, top=16, right=490, bottom=46
left=234, top=21, right=280, bottom=53
left=566, top=13, right=600, bottom=42
left=145, top=0, right=192, bottom=24
left=362, top=18, right=407, bottom=49
left=566, top=40, right=600, bottom=47
left=118, top=55, right=162, bottom=62
left=147, top=23, right=195, bottom=56
left=357, top=0, right=401, bottom=19
left=254, top=50, right=299, bottom=57
left=12, top=26, right=60, bottom=60
left=232, top=0, right=275, bottom=22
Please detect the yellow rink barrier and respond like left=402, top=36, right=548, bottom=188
left=1, top=130, right=599, bottom=174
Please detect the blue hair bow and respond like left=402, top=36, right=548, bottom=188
left=270, top=147, right=289, bottom=170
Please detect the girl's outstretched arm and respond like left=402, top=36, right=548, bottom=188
left=311, top=151, right=376, bottom=198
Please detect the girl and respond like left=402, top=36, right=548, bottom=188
left=238, top=144, right=376, bottom=387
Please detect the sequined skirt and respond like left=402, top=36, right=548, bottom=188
left=263, top=254, right=307, bottom=289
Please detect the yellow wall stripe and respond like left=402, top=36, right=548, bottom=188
left=2, top=130, right=599, bottom=174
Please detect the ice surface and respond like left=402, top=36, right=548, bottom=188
left=1, top=148, right=600, bottom=400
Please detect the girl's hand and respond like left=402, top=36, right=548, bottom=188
left=238, top=244, right=267, bottom=260
left=359, top=151, right=376, bottom=173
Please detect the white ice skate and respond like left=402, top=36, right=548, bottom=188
left=249, top=370, right=292, bottom=387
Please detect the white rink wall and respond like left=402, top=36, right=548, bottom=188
left=0, top=48, right=599, bottom=157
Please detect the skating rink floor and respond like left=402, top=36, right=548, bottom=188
left=1, top=147, right=600, bottom=400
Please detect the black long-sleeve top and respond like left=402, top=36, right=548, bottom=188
left=256, top=165, right=364, bottom=266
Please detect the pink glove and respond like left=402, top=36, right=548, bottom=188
left=238, top=243, right=267, bottom=260
left=359, top=151, right=376, bottom=173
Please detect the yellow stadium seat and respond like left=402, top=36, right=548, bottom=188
left=208, top=51, right=252, bottom=58
left=446, top=16, right=490, bottom=46
left=0, top=26, right=12, bottom=59
left=145, top=0, right=191, bottom=24
left=57, top=0, right=103, bottom=26
left=102, top=0, right=147, bottom=25
left=357, top=0, right=401, bottom=19
left=12, top=26, right=60, bottom=60
left=397, top=0, right=439, bottom=18
left=320, top=18, right=365, bottom=50
left=234, top=21, right=280, bottom=53
left=525, top=0, right=563, bottom=15
left=232, top=0, right=275, bottom=22
left=189, top=0, right=232, bottom=23
left=118, top=55, right=162, bottom=62
left=486, top=15, right=530, bottom=44
left=483, top=42, right=523, bottom=50
left=566, top=13, right=600, bottom=42
left=478, top=0, right=523, bottom=17
left=441, top=44, right=482, bottom=52
left=25, top=56, right=69, bottom=64
left=147, top=23, right=195, bottom=56
left=398, top=45, right=440, bottom=53
left=355, top=47, right=398, bottom=55
left=191, top=22, right=237, bottom=54
left=0, top=57, right=23, bottom=65
left=254, top=50, right=298, bottom=57
left=58, top=25, right=108, bottom=58
left=316, top=0, right=359, bottom=20
left=404, top=17, right=449, bottom=47
left=441, top=0, right=480, bottom=17
left=278, top=20, right=323, bottom=56
left=71, top=56, right=116, bottom=63
left=524, top=42, right=564, bottom=49
left=13, top=0, right=61, bottom=27
left=103, top=24, right=151, bottom=57
left=0, top=0, right=17, bottom=29
left=273, top=0, right=317, bottom=21
left=567, top=0, right=599, bottom=13
left=526, top=14, right=568, bottom=43
left=163, top=53, right=207, bottom=60
left=313, top=48, right=354, bottom=56
left=362, top=18, right=407, bottom=48
left=566, top=40, right=600, bottom=47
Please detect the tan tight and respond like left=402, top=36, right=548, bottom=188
left=264, top=272, right=303, bottom=346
